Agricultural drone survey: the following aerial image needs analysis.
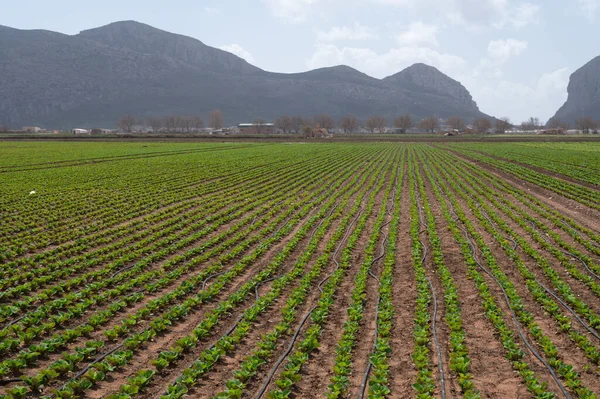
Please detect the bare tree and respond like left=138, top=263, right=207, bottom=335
left=494, top=117, right=512, bottom=134
left=575, top=117, right=598, bottom=134
left=275, top=115, right=293, bottom=133
left=394, top=114, right=413, bottom=134
left=521, top=117, right=541, bottom=132
left=210, top=110, right=224, bottom=130
left=340, top=115, right=359, bottom=134
left=365, top=116, right=386, bottom=133
left=374, top=116, right=386, bottom=133
left=164, top=116, right=178, bottom=132
left=146, top=117, right=163, bottom=133
left=447, top=116, right=466, bottom=131
left=192, top=116, right=204, bottom=131
left=117, top=115, right=137, bottom=133
left=179, top=116, right=194, bottom=133
left=473, top=118, right=492, bottom=134
left=419, top=116, right=440, bottom=133
left=290, top=116, right=305, bottom=134
left=253, top=119, right=266, bottom=134
left=546, top=117, right=569, bottom=130
left=313, top=114, right=335, bottom=133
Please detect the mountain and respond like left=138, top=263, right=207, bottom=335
left=384, top=63, right=478, bottom=110
left=77, top=21, right=261, bottom=76
left=552, top=56, right=600, bottom=125
left=0, top=21, right=491, bottom=129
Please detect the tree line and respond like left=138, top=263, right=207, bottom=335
left=275, top=114, right=513, bottom=134
left=117, top=111, right=600, bottom=134
left=116, top=110, right=225, bottom=133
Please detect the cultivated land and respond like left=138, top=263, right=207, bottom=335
left=1, top=141, right=600, bottom=399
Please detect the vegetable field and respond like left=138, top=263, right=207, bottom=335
left=1, top=141, right=600, bottom=399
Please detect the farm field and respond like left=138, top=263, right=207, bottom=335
left=1, top=141, right=600, bottom=399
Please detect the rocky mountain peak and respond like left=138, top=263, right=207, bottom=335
left=77, top=20, right=261, bottom=75
left=383, top=63, right=476, bottom=108
left=0, top=21, right=490, bottom=129
left=552, top=55, right=600, bottom=124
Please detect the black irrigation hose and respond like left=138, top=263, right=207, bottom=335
left=2, top=207, right=288, bottom=329
left=358, top=175, right=399, bottom=399
left=253, top=306, right=316, bottom=399
left=202, top=272, right=227, bottom=290
left=538, top=282, right=600, bottom=341
left=477, top=204, right=518, bottom=251
left=416, top=194, right=446, bottom=399
left=0, top=378, right=23, bottom=386
left=110, top=264, right=138, bottom=279
left=480, top=205, right=600, bottom=342
left=441, top=192, right=571, bottom=399
left=525, top=219, right=600, bottom=282
left=57, top=343, right=125, bottom=392
left=162, top=207, right=330, bottom=397
left=2, top=315, right=25, bottom=329
left=201, top=213, right=297, bottom=292
left=254, top=195, right=369, bottom=399
left=1, top=263, right=138, bottom=329
left=253, top=205, right=339, bottom=301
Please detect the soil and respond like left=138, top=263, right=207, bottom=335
left=4, top=143, right=600, bottom=399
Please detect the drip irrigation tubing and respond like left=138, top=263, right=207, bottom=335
left=358, top=175, right=398, bottom=399
left=56, top=343, right=125, bottom=393
left=254, top=204, right=339, bottom=301
left=525, top=220, right=600, bottom=282
left=434, top=176, right=571, bottom=399
left=254, top=183, right=376, bottom=399
left=160, top=200, right=342, bottom=397
left=479, top=204, right=600, bottom=341
left=416, top=189, right=446, bottom=399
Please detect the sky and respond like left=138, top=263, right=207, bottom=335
left=2, top=0, right=600, bottom=123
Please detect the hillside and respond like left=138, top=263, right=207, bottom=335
left=552, top=55, right=600, bottom=125
left=0, top=21, right=492, bottom=129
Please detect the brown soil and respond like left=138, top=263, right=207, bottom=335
left=424, top=173, right=527, bottom=398
left=437, top=160, right=600, bottom=395
left=5, top=144, right=600, bottom=399
left=387, top=166, right=418, bottom=396
left=451, top=151, right=600, bottom=233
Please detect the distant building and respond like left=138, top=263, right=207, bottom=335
left=23, top=126, right=42, bottom=133
left=238, top=123, right=275, bottom=135
left=72, top=128, right=90, bottom=135
left=90, top=128, right=113, bottom=135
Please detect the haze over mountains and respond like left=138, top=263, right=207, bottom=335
left=0, top=21, right=500, bottom=129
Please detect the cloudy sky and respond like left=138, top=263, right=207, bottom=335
left=3, top=0, right=600, bottom=122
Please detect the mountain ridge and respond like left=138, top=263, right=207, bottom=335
left=552, top=55, right=600, bottom=125
left=0, top=21, right=492, bottom=129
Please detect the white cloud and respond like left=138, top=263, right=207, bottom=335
left=473, top=38, right=527, bottom=79
left=317, top=23, right=378, bottom=41
left=396, top=22, right=439, bottom=47
left=577, top=0, right=600, bottom=20
left=263, top=0, right=328, bottom=22
left=219, top=44, right=256, bottom=63
left=472, top=67, right=570, bottom=123
left=264, top=0, right=540, bottom=29
left=204, top=7, right=221, bottom=14
left=307, top=43, right=465, bottom=78
left=507, top=3, right=540, bottom=28
left=487, top=38, right=528, bottom=62
left=537, top=67, right=570, bottom=94
left=377, top=0, right=540, bottom=30
left=451, top=0, right=540, bottom=29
